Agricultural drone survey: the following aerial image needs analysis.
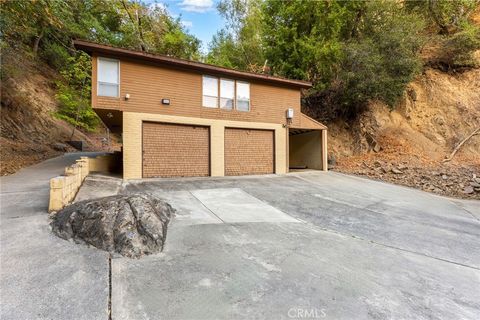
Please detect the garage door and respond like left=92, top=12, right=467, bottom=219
left=224, top=128, right=274, bottom=176
left=142, top=122, right=210, bottom=178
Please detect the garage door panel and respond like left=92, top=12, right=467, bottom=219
left=142, top=122, right=209, bottom=178
left=224, top=128, right=274, bottom=176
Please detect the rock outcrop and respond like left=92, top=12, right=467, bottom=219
left=51, top=194, right=175, bottom=258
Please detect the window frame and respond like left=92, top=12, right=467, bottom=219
left=219, top=78, right=235, bottom=110
left=202, top=75, right=219, bottom=108
left=235, top=81, right=250, bottom=112
left=97, top=57, right=120, bottom=98
left=201, top=75, right=251, bottom=112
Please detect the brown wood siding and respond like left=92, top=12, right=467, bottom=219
left=92, top=54, right=302, bottom=127
left=224, top=128, right=274, bottom=176
left=142, top=122, right=210, bottom=178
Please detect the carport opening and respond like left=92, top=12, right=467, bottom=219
left=94, top=108, right=124, bottom=177
left=289, top=129, right=324, bottom=171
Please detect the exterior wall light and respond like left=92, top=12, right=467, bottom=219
left=162, top=99, right=171, bottom=105
left=286, top=108, right=294, bottom=119
left=125, top=93, right=130, bottom=100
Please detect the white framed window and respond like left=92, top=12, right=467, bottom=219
left=236, top=81, right=250, bottom=111
left=220, top=79, right=235, bottom=109
left=202, top=75, right=218, bottom=108
left=97, top=57, right=119, bottom=97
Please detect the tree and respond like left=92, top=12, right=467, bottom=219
left=406, top=0, right=479, bottom=34
left=1, top=0, right=63, bottom=55
left=207, top=0, right=265, bottom=72
left=261, top=0, right=364, bottom=88
left=1, top=0, right=202, bottom=131
left=260, top=0, right=425, bottom=119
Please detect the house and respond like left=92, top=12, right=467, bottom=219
left=74, top=40, right=327, bottom=179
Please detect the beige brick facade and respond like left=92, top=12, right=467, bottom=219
left=142, top=122, right=210, bottom=178
left=225, top=128, right=274, bottom=176
left=123, top=112, right=287, bottom=179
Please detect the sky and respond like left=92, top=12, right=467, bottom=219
left=145, top=0, right=225, bottom=53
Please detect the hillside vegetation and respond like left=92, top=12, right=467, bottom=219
left=1, top=0, right=479, bottom=198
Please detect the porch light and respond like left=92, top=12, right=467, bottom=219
left=286, top=108, right=294, bottom=119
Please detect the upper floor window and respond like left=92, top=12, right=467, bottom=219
left=98, top=57, right=119, bottom=97
left=202, top=75, right=250, bottom=111
left=202, top=75, right=218, bottom=108
left=236, top=81, right=250, bottom=111
left=220, top=79, right=234, bottom=109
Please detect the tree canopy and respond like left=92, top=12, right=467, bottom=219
left=207, top=0, right=479, bottom=121
left=1, top=0, right=479, bottom=126
left=1, top=0, right=201, bottom=130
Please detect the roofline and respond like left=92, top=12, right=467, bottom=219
left=73, top=40, right=312, bottom=89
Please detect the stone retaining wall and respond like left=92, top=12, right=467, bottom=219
left=48, top=154, right=119, bottom=212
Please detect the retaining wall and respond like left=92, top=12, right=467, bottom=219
left=48, top=154, right=119, bottom=212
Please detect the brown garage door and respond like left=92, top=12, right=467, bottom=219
left=224, top=128, right=274, bottom=176
left=142, top=122, right=210, bottom=178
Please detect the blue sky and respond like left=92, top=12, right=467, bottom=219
left=146, top=0, right=225, bottom=53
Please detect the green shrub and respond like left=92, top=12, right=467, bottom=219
left=442, top=25, right=480, bottom=69
left=54, top=52, right=98, bottom=132
left=54, top=84, right=99, bottom=131
left=41, top=42, right=71, bottom=70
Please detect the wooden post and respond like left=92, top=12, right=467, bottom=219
left=321, top=129, right=328, bottom=171
left=286, top=127, right=290, bottom=173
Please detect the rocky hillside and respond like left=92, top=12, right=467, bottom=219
left=328, top=67, right=480, bottom=199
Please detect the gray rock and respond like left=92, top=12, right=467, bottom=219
left=463, top=186, right=474, bottom=194
left=52, top=143, right=68, bottom=152
left=51, top=194, right=175, bottom=258
left=373, top=160, right=383, bottom=167
left=470, top=182, right=480, bottom=188
left=328, top=154, right=336, bottom=167
left=391, top=167, right=403, bottom=174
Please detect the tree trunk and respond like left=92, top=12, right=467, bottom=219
left=33, top=28, right=45, bottom=56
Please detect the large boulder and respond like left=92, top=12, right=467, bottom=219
left=51, top=194, right=175, bottom=258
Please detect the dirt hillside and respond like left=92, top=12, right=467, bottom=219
left=0, top=50, right=114, bottom=175
left=328, top=67, right=480, bottom=199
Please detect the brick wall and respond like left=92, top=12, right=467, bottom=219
left=224, top=128, right=274, bottom=176
left=142, top=122, right=210, bottom=178
left=122, top=112, right=287, bottom=179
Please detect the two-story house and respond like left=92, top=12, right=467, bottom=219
left=74, top=40, right=327, bottom=179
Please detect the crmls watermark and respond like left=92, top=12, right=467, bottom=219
left=287, top=307, right=327, bottom=318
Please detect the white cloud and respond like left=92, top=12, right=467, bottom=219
left=179, top=0, right=213, bottom=13
left=181, top=20, right=193, bottom=28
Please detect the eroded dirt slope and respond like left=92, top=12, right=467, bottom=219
left=328, top=68, right=480, bottom=199
left=1, top=50, right=113, bottom=175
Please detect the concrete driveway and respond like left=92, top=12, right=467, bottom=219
left=115, top=172, right=480, bottom=319
left=1, top=155, right=479, bottom=319
left=0, top=153, right=109, bottom=320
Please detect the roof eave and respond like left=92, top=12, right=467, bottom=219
left=73, top=40, right=313, bottom=89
